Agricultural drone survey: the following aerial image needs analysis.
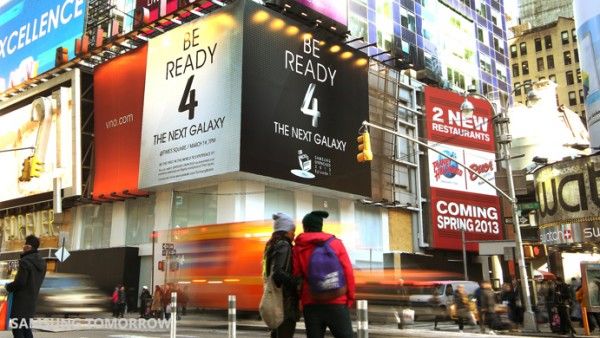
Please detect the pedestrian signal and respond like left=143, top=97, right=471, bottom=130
left=158, top=260, right=165, bottom=271
left=18, top=157, right=32, bottom=182
left=357, top=131, right=373, bottom=162
left=29, top=155, right=44, bottom=178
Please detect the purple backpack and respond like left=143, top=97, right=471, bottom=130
left=307, top=237, right=347, bottom=300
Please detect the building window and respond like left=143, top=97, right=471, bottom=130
left=537, top=57, right=544, bottom=71
left=523, top=80, right=532, bottom=94
left=535, top=38, right=542, bottom=52
left=493, top=37, right=504, bottom=54
left=580, top=90, right=585, bottom=104
left=477, top=1, right=487, bottom=18
left=569, top=91, right=577, bottom=106
left=477, top=28, right=486, bottom=44
left=313, top=195, right=340, bottom=222
left=264, top=187, right=295, bottom=219
left=547, top=55, right=555, bottom=69
left=566, top=70, right=574, bottom=85
left=564, top=51, right=572, bottom=65
left=172, top=186, right=218, bottom=227
left=354, top=203, right=383, bottom=253
left=545, top=35, right=552, bottom=49
left=125, top=194, right=156, bottom=245
left=561, top=31, right=569, bottom=45
left=577, top=68, right=582, bottom=83
left=400, top=8, right=416, bottom=32
left=348, top=13, right=368, bottom=42
left=510, top=44, right=517, bottom=58
left=574, top=48, right=579, bottom=63
left=512, top=63, right=520, bottom=77
left=514, top=82, right=521, bottom=96
left=522, top=61, right=529, bottom=75
left=491, top=9, right=500, bottom=26
left=519, top=42, right=527, bottom=56
left=549, top=74, right=556, bottom=83
left=496, top=65, right=507, bottom=82
left=480, top=54, right=492, bottom=74
left=539, top=76, right=546, bottom=81
left=375, top=0, right=393, bottom=51
left=572, top=29, right=577, bottom=42
left=80, top=204, right=112, bottom=250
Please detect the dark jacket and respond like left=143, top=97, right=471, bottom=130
left=264, top=237, right=299, bottom=321
left=6, top=250, right=46, bottom=319
left=480, top=288, right=496, bottom=313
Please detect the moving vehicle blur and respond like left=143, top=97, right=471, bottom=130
left=36, top=273, right=110, bottom=316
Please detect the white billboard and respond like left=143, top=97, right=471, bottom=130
left=574, top=0, right=600, bottom=152
left=428, top=142, right=497, bottom=196
left=139, top=9, right=243, bottom=189
left=0, top=70, right=82, bottom=202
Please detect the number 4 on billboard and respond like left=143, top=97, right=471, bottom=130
left=301, top=83, right=320, bottom=127
left=179, top=75, right=198, bottom=120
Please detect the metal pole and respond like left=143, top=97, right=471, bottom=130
left=357, top=300, right=368, bottom=338
left=228, top=295, right=236, bottom=338
left=468, top=93, right=537, bottom=332
left=170, top=292, right=177, bottom=338
left=462, top=229, right=468, bottom=281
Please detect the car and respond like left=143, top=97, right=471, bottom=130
left=36, top=273, right=110, bottom=316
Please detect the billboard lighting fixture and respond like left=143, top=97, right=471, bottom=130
left=315, top=19, right=322, bottom=23
left=137, top=35, right=149, bottom=41
left=155, top=26, right=165, bottom=32
left=190, top=9, right=205, bottom=17
left=211, top=0, right=225, bottom=6
left=301, top=12, right=307, bottom=17
left=284, top=3, right=291, bottom=8
left=370, top=50, right=391, bottom=58
left=171, top=18, right=182, bottom=25
left=330, top=26, right=337, bottom=31
left=345, top=37, right=364, bottom=44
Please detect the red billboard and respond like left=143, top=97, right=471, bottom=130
left=425, top=86, right=495, bottom=152
left=93, top=46, right=148, bottom=199
left=425, top=86, right=503, bottom=251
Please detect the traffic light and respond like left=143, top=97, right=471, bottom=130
left=524, top=244, right=546, bottom=259
left=18, top=157, right=32, bottom=182
left=357, top=131, right=373, bottom=162
left=29, top=155, right=44, bottom=178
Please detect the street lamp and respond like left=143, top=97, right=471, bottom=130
left=460, top=84, right=541, bottom=332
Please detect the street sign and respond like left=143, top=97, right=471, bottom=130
left=518, top=202, right=540, bottom=211
left=55, top=247, right=70, bottom=262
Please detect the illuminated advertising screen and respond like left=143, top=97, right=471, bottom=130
left=139, top=2, right=244, bottom=189
left=0, top=72, right=81, bottom=203
left=0, top=0, right=86, bottom=93
left=295, top=0, right=347, bottom=26
left=240, top=1, right=370, bottom=196
left=425, top=86, right=503, bottom=251
left=94, top=46, right=148, bottom=198
left=574, top=0, right=600, bottom=151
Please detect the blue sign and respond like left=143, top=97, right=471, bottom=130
left=0, top=0, right=86, bottom=93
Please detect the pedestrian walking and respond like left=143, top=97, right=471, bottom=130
left=500, top=282, right=518, bottom=324
left=111, top=286, right=120, bottom=317
left=261, top=212, right=300, bottom=338
left=480, top=281, right=497, bottom=334
left=293, top=211, right=355, bottom=338
left=140, top=286, right=152, bottom=319
left=555, top=277, right=576, bottom=337
left=117, top=285, right=127, bottom=318
left=454, top=284, right=470, bottom=333
left=4, top=235, right=47, bottom=338
left=429, top=288, right=443, bottom=330
left=151, top=285, right=164, bottom=319
left=180, top=286, right=189, bottom=316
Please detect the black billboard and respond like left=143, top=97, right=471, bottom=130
left=240, top=1, right=370, bottom=196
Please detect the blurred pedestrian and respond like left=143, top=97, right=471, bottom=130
left=140, top=286, right=152, bottom=319
left=429, top=288, right=443, bottom=330
left=500, top=282, right=518, bottom=324
left=261, top=212, right=299, bottom=338
left=293, top=211, right=355, bottom=338
left=480, top=281, right=497, bottom=334
left=454, top=284, right=470, bottom=333
left=180, top=286, right=189, bottom=316
left=112, top=286, right=120, bottom=317
left=555, top=277, right=576, bottom=337
left=4, top=235, right=47, bottom=338
left=151, top=285, right=163, bottom=319
left=117, top=285, right=126, bottom=318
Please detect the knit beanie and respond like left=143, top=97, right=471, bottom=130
left=272, top=213, right=295, bottom=233
left=25, top=235, right=40, bottom=250
left=302, top=211, right=329, bottom=232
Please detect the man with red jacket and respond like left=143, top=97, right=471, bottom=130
left=293, top=211, right=355, bottom=338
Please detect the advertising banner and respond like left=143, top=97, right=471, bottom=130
left=425, top=86, right=502, bottom=251
left=428, top=143, right=497, bottom=196
left=295, top=0, right=347, bottom=25
left=0, top=0, right=86, bottom=93
left=573, top=0, right=600, bottom=151
left=94, top=46, right=148, bottom=198
left=0, top=85, right=77, bottom=202
left=139, top=4, right=243, bottom=189
left=430, top=188, right=503, bottom=251
left=240, top=2, right=370, bottom=196
left=425, top=86, right=495, bottom=152
left=534, top=154, right=600, bottom=226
